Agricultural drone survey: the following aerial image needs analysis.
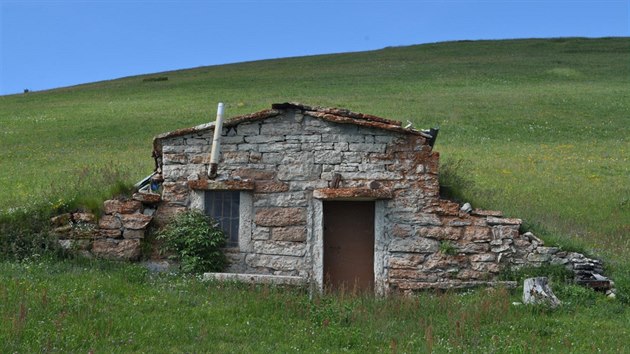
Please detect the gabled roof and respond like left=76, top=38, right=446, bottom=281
left=153, top=102, right=430, bottom=151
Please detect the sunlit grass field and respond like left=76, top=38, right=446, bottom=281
left=0, top=37, right=629, bottom=351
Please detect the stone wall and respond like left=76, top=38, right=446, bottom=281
left=52, top=192, right=160, bottom=260
left=148, top=104, right=614, bottom=294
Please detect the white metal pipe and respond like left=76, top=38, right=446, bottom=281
left=208, top=102, right=225, bottom=178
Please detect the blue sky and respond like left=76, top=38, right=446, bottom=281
left=1, top=0, right=628, bottom=95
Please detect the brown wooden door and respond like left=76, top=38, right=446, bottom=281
left=323, top=201, right=375, bottom=292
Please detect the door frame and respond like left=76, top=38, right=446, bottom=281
left=312, top=198, right=387, bottom=295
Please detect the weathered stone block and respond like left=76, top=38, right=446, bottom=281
left=103, top=199, right=142, bottom=215
left=162, top=182, right=189, bottom=204
left=163, top=153, right=187, bottom=164
left=232, top=168, right=276, bottom=181
left=95, top=229, right=122, bottom=239
left=245, top=254, right=304, bottom=271
left=132, top=192, right=161, bottom=204
left=123, top=229, right=145, bottom=239
left=487, top=216, right=522, bottom=226
left=314, top=150, right=342, bottom=164
left=98, top=215, right=122, bottom=230
left=244, top=135, right=285, bottom=144
left=470, top=253, right=496, bottom=262
left=255, top=207, right=306, bottom=227
left=259, top=143, right=301, bottom=153
left=254, top=192, right=308, bottom=208
left=92, top=239, right=141, bottom=261
left=471, top=262, right=500, bottom=273
left=73, top=212, right=96, bottom=224
left=389, top=269, right=438, bottom=282
left=527, top=253, right=552, bottom=263
left=221, top=151, right=250, bottom=164
left=254, top=181, right=290, bottom=193
left=271, top=226, right=307, bottom=242
left=252, top=227, right=270, bottom=240
left=119, top=214, right=152, bottom=230
left=51, top=213, right=71, bottom=227
left=252, top=240, right=306, bottom=256
left=463, top=226, right=492, bottom=242
left=277, top=163, right=321, bottom=181
left=388, top=254, right=425, bottom=269
left=389, top=237, right=439, bottom=253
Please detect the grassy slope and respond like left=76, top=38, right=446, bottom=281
left=0, top=37, right=629, bottom=352
left=1, top=37, right=628, bottom=261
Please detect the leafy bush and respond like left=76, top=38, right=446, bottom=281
left=156, top=210, right=228, bottom=273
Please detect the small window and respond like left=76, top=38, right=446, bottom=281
left=204, top=191, right=240, bottom=247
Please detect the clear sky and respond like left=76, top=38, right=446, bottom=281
left=1, top=0, right=628, bottom=95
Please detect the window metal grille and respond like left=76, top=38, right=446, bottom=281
left=204, top=191, right=240, bottom=247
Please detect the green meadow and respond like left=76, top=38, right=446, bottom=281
left=1, top=37, right=629, bottom=351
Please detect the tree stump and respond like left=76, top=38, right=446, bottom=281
left=523, top=277, right=561, bottom=308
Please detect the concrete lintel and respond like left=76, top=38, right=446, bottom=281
left=203, top=272, right=307, bottom=286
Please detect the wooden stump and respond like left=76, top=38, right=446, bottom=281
left=523, top=277, right=561, bottom=308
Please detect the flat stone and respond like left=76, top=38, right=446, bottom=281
left=98, top=215, right=122, bottom=230
left=123, top=229, right=145, bottom=239
left=254, top=181, right=290, bottom=193
left=132, top=192, right=161, bottom=204
left=389, top=237, right=439, bottom=253
left=252, top=240, right=306, bottom=257
left=471, top=209, right=503, bottom=217
left=271, top=226, right=307, bottom=242
left=245, top=254, right=305, bottom=272
left=92, top=239, right=141, bottom=261
left=95, top=229, right=122, bottom=239
left=232, top=168, right=276, bottom=181
left=103, top=199, right=142, bottom=215
left=255, top=207, right=306, bottom=227
left=119, top=213, right=152, bottom=230
left=50, top=213, right=71, bottom=227
left=487, top=216, right=522, bottom=226
left=72, top=212, right=96, bottom=223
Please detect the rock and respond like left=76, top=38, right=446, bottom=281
left=92, top=239, right=141, bottom=261
left=252, top=240, right=306, bottom=257
left=72, top=212, right=96, bottom=223
left=123, top=229, right=145, bottom=239
left=271, top=226, right=307, bottom=242
left=95, top=229, right=123, bottom=239
left=119, top=213, right=153, bottom=230
left=389, top=237, right=439, bottom=253
left=132, top=192, right=161, bottom=204
left=254, top=207, right=306, bottom=227
left=98, top=215, right=122, bottom=229
left=487, top=217, right=522, bottom=226
left=51, top=213, right=71, bottom=227
left=103, top=199, right=142, bottom=215
left=460, top=202, right=472, bottom=213
left=523, top=277, right=561, bottom=308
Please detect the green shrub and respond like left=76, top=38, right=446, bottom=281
left=156, top=210, right=228, bottom=273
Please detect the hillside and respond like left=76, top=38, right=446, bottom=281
left=0, top=37, right=628, bottom=263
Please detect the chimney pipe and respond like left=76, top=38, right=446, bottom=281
left=208, top=102, right=225, bottom=179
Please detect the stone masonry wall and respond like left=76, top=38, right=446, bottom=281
left=154, top=106, right=613, bottom=294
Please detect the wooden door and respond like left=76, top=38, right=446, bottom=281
left=323, top=201, right=375, bottom=292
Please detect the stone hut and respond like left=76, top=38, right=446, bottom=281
left=56, top=102, right=604, bottom=295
